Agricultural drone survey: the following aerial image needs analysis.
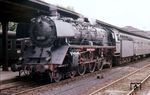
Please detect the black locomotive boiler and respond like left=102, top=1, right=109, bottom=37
left=12, top=16, right=115, bottom=82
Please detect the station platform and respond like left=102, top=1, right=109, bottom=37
left=0, top=68, right=19, bottom=84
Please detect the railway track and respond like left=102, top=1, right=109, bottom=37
left=89, top=63, right=150, bottom=95
left=0, top=67, right=109, bottom=95
left=0, top=81, right=26, bottom=91
left=135, top=74, right=150, bottom=95
left=127, top=74, right=150, bottom=95
left=0, top=58, right=149, bottom=95
left=0, top=80, right=39, bottom=95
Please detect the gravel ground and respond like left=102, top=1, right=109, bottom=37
left=34, top=58, right=150, bottom=95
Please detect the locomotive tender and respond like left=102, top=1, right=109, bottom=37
left=12, top=15, right=150, bottom=82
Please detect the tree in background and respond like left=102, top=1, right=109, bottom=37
left=0, top=22, right=17, bottom=32
left=66, top=6, right=75, bottom=11
left=8, top=22, right=17, bottom=32
left=57, top=4, right=75, bottom=11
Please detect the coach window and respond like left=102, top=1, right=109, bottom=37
left=8, top=40, right=12, bottom=50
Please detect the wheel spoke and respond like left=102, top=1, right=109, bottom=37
left=78, top=64, right=86, bottom=75
left=53, top=72, right=62, bottom=82
left=96, top=59, right=103, bottom=71
left=46, top=71, right=53, bottom=82
left=69, top=71, right=76, bottom=78
left=89, top=62, right=96, bottom=73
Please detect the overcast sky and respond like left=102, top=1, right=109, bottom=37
left=43, top=0, right=150, bottom=31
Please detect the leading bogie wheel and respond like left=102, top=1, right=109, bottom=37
left=53, top=72, right=62, bottom=82
left=46, top=71, right=53, bottom=82
left=69, top=70, right=76, bottom=78
left=24, top=66, right=31, bottom=76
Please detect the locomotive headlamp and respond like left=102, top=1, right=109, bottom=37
left=17, top=50, right=21, bottom=53
left=19, top=57, right=23, bottom=61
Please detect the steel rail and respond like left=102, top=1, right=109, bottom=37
left=13, top=67, right=114, bottom=95
left=127, top=74, right=150, bottom=95
left=89, top=63, right=150, bottom=95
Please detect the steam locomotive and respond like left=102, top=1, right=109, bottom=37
left=12, top=16, right=116, bottom=82
left=12, top=15, right=150, bottom=82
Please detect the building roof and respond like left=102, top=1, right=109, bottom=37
left=0, top=0, right=51, bottom=23
left=122, top=26, right=150, bottom=38
left=96, top=20, right=150, bottom=39
left=0, top=0, right=149, bottom=39
left=0, top=0, right=81, bottom=23
left=122, top=26, right=142, bottom=31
